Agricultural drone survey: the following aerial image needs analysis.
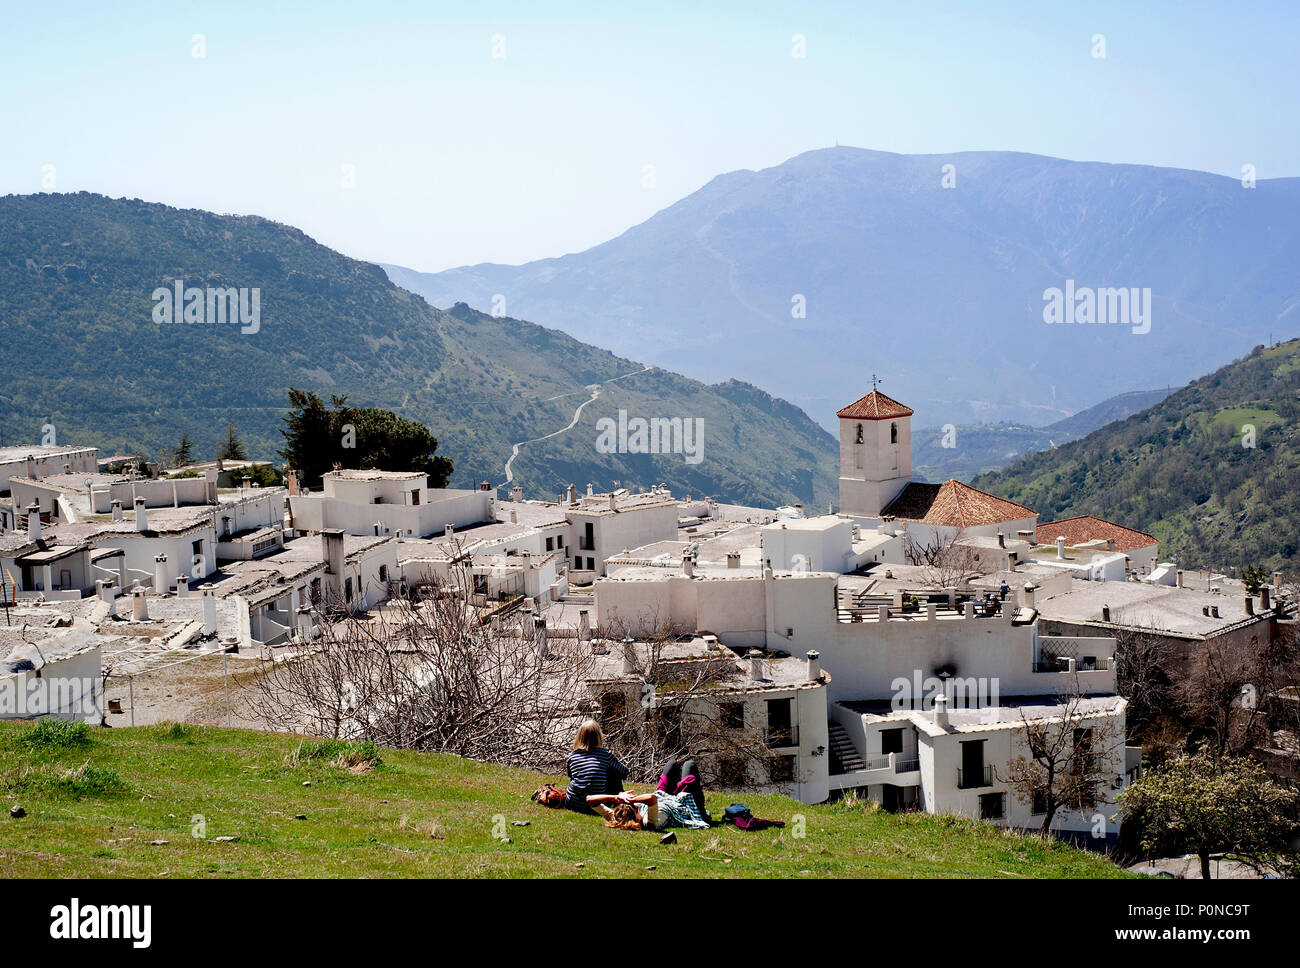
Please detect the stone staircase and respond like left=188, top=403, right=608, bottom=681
left=827, top=720, right=866, bottom=774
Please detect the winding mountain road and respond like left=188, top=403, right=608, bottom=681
left=500, top=364, right=653, bottom=487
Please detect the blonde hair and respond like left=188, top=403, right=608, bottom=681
left=573, top=719, right=604, bottom=751
left=605, top=802, right=643, bottom=831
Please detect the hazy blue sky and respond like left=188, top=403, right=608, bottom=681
left=3, top=1, right=1295, bottom=270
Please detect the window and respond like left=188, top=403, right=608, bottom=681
left=769, top=754, right=795, bottom=783
left=979, top=793, right=1005, bottom=820
left=890, top=422, right=898, bottom=444
left=959, top=740, right=988, bottom=788
left=720, top=702, right=744, bottom=729
left=881, top=727, right=904, bottom=755
left=855, top=423, right=864, bottom=444
left=192, top=539, right=203, bottom=556
left=344, top=577, right=353, bottom=601
left=310, top=578, right=322, bottom=605
left=556, top=535, right=564, bottom=549
left=581, top=522, right=595, bottom=551
left=411, top=489, right=420, bottom=505
left=719, top=758, right=747, bottom=786
left=599, top=691, right=626, bottom=729
left=545, top=537, right=554, bottom=551
left=766, top=697, right=793, bottom=746
left=378, top=565, right=388, bottom=584
left=1072, top=728, right=1096, bottom=775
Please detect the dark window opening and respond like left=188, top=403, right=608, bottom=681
left=979, top=792, right=1005, bottom=820
left=769, top=754, right=796, bottom=783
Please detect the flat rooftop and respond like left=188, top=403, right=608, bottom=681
left=1037, top=579, right=1268, bottom=637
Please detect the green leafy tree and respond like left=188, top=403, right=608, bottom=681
left=217, top=420, right=248, bottom=461
left=1240, top=564, right=1267, bottom=595
left=170, top=432, right=196, bottom=467
left=1117, top=745, right=1298, bottom=879
left=278, top=389, right=452, bottom=489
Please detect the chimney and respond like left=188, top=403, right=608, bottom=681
left=566, top=483, right=577, bottom=505
left=806, top=650, right=821, bottom=682
left=1211, top=605, right=1220, bottom=619
left=134, top=497, right=148, bottom=531
left=26, top=504, right=41, bottom=542
left=444, top=524, right=454, bottom=538
left=509, top=510, right=517, bottom=524
left=621, top=638, right=637, bottom=676
left=62, top=462, right=70, bottom=474
left=1273, top=571, right=1283, bottom=590
left=1202, top=606, right=1210, bottom=616
left=963, top=601, right=974, bottom=619
left=726, top=552, right=740, bottom=569
left=111, top=499, right=123, bottom=522
left=933, top=692, right=950, bottom=728
left=1101, top=604, right=1111, bottom=622
left=1261, top=587, right=1271, bottom=611
left=747, top=649, right=765, bottom=682
left=1245, top=597, right=1254, bottom=615
left=96, top=579, right=115, bottom=603
left=154, top=554, right=169, bottom=594
left=321, top=528, right=345, bottom=601
left=996, top=531, right=1005, bottom=548
left=510, top=485, right=523, bottom=503
left=1017, top=529, right=1034, bottom=544
left=24, top=455, right=34, bottom=479
left=608, top=493, right=617, bottom=512
left=176, top=573, right=189, bottom=598
left=682, top=554, right=695, bottom=578
left=1023, top=583, right=1036, bottom=608
left=241, top=475, right=251, bottom=491
left=578, top=609, right=591, bottom=643
left=202, top=589, right=217, bottom=635
left=533, top=614, right=548, bottom=656
left=1176, top=569, right=1185, bottom=588
left=585, top=483, right=594, bottom=496
left=131, top=586, right=149, bottom=621
left=1056, top=536, right=1066, bottom=559
left=479, top=480, right=491, bottom=491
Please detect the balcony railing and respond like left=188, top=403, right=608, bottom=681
left=765, top=725, right=799, bottom=748
left=894, top=757, right=920, bottom=773
left=958, top=766, right=993, bottom=789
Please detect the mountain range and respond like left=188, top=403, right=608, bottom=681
left=912, top=387, right=1174, bottom=482
left=0, top=192, right=836, bottom=507
left=974, top=340, right=1300, bottom=572
left=386, top=146, right=1300, bottom=430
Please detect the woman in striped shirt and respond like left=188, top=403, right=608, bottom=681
left=564, top=720, right=629, bottom=813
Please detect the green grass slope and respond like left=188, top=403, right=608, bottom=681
left=0, top=722, right=1129, bottom=879
left=973, top=341, right=1300, bottom=572
left=0, top=192, right=835, bottom=507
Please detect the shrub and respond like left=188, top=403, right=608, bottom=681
left=286, top=739, right=383, bottom=771
left=24, top=720, right=91, bottom=751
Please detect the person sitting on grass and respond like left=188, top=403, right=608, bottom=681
left=587, top=758, right=712, bottom=831
left=563, top=720, right=629, bottom=813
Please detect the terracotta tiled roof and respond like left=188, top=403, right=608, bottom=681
left=883, top=480, right=1036, bottom=528
left=1036, top=515, right=1157, bottom=553
left=836, top=389, right=914, bottom=420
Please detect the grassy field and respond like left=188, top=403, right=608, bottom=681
left=0, top=721, right=1132, bottom=879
